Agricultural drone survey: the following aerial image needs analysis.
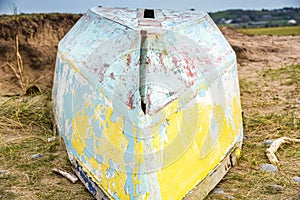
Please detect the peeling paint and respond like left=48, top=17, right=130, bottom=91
left=53, top=7, right=243, bottom=200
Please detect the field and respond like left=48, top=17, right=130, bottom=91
left=238, top=26, right=300, bottom=36
left=0, top=15, right=300, bottom=199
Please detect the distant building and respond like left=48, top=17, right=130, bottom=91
left=219, top=18, right=233, bottom=24
left=288, top=19, right=297, bottom=25
left=225, top=19, right=233, bottom=24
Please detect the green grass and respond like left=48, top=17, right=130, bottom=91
left=262, top=64, right=300, bottom=86
left=238, top=26, right=300, bottom=36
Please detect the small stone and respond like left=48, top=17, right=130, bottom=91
left=292, top=176, right=300, bottom=183
left=266, top=184, right=283, bottom=192
left=231, top=188, right=238, bottom=192
left=225, top=195, right=235, bottom=199
left=260, top=164, right=278, bottom=173
left=31, top=154, right=44, bottom=159
left=263, top=139, right=274, bottom=146
left=0, top=170, right=9, bottom=174
left=213, top=187, right=225, bottom=194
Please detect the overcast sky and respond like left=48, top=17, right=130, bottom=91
left=0, top=0, right=299, bottom=14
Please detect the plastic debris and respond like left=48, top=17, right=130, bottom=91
left=31, top=154, right=44, bottom=159
left=47, top=136, right=56, bottom=142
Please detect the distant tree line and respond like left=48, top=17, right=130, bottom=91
left=209, top=7, right=300, bottom=28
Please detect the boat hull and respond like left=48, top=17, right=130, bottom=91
left=52, top=7, right=243, bottom=200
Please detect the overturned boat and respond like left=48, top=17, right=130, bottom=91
left=52, top=7, right=243, bottom=200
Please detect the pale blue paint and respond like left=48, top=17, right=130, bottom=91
left=53, top=7, right=243, bottom=199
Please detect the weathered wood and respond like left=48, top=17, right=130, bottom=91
left=52, top=168, right=78, bottom=183
left=266, top=137, right=300, bottom=165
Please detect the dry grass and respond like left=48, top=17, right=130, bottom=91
left=0, top=94, right=93, bottom=200
left=0, top=62, right=299, bottom=199
left=208, top=64, right=300, bottom=200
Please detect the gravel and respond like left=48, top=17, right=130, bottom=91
left=0, top=170, right=9, bottom=174
left=266, top=184, right=283, bottom=193
left=292, top=176, right=300, bottom=183
left=213, top=187, right=225, bottom=194
left=225, top=194, right=236, bottom=199
left=260, top=164, right=278, bottom=173
left=263, top=139, right=274, bottom=146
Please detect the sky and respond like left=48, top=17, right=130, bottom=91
left=0, top=0, right=299, bottom=14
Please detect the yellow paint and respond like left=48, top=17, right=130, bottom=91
left=102, top=108, right=127, bottom=151
left=157, top=97, right=242, bottom=199
left=60, top=52, right=79, bottom=72
left=93, top=106, right=129, bottom=199
left=133, top=173, right=140, bottom=197
left=152, top=99, right=180, bottom=151
left=72, top=102, right=130, bottom=199
left=133, top=125, right=145, bottom=198
left=145, top=192, right=151, bottom=200
left=235, top=148, right=241, bottom=158
left=199, top=104, right=225, bottom=158
left=74, top=66, right=79, bottom=72
left=71, top=88, right=242, bottom=200
left=89, top=157, right=99, bottom=170
left=71, top=109, right=90, bottom=156
left=98, top=162, right=129, bottom=200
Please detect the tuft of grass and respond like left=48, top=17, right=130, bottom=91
left=0, top=94, right=52, bottom=135
left=239, top=79, right=257, bottom=94
left=0, top=94, right=93, bottom=200
left=238, top=26, right=300, bottom=36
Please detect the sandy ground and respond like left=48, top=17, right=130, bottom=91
left=221, top=27, right=300, bottom=117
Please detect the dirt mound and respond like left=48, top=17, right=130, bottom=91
left=0, top=14, right=80, bottom=95
left=0, top=14, right=299, bottom=96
